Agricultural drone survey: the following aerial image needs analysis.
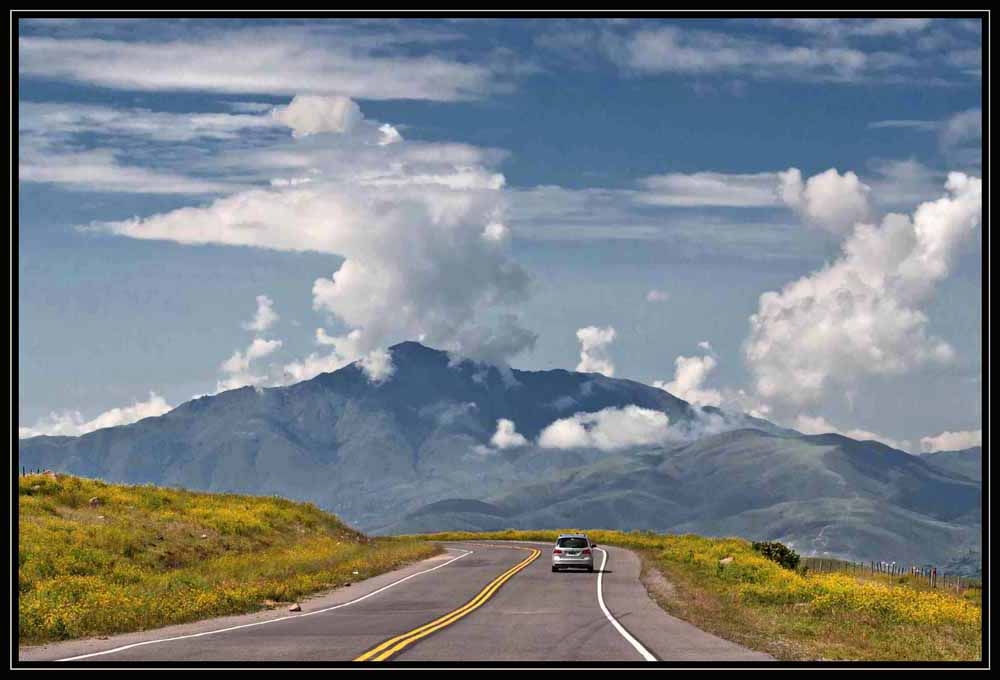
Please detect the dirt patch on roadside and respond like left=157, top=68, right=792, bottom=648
left=639, top=558, right=678, bottom=602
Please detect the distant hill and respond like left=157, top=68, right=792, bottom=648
left=919, top=447, right=982, bottom=483
left=384, top=429, right=981, bottom=568
left=19, top=341, right=981, bottom=572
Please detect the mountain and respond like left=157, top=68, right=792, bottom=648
left=19, top=341, right=981, bottom=571
left=383, top=429, right=981, bottom=568
left=17, top=341, right=766, bottom=528
left=919, top=447, right=982, bottom=483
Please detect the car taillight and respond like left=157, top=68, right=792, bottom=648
left=553, top=549, right=562, bottom=554
left=582, top=549, right=592, bottom=555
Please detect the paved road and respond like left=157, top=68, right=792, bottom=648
left=20, top=541, right=771, bottom=663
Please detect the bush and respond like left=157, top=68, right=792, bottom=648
left=751, top=540, right=800, bottom=570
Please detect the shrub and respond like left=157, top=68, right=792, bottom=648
left=750, top=541, right=800, bottom=570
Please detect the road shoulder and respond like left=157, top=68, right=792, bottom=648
left=601, top=545, right=773, bottom=661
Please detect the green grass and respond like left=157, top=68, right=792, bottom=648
left=405, top=529, right=981, bottom=662
left=18, top=474, right=440, bottom=645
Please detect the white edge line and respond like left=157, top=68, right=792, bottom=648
left=443, top=538, right=656, bottom=660
left=596, top=548, right=657, bottom=662
left=58, top=548, right=474, bottom=662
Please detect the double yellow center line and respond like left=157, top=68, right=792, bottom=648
left=354, top=546, right=541, bottom=662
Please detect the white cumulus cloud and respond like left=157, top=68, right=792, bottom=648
left=282, top=351, right=348, bottom=384
left=654, top=352, right=722, bottom=407
left=746, top=173, right=981, bottom=408
left=242, top=294, right=279, bottom=332
left=271, top=95, right=364, bottom=137
left=778, top=167, right=872, bottom=234
left=377, top=123, right=403, bottom=146
left=538, top=405, right=671, bottom=451
left=359, top=347, right=396, bottom=384
left=482, top=221, right=511, bottom=243
left=575, top=325, right=616, bottom=376
left=97, top=96, right=534, bottom=370
left=218, top=337, right=283, bottom=392
left=490, top=418, right=528, bottom=449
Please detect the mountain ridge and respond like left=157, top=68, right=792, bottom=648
left=18, top=341, right=981, bottom=573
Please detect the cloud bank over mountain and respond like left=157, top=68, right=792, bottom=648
left=18, top=392, right=172, bottom=439
left=17, top=19, right=980, bottom=454
left=655, top=349, right=722, bottom=408
left=95, top=95, right=535, bottom=377
left=920, top=429, right=982, bottom=453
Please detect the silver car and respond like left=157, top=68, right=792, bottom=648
left=551, top=533, right=596, bottom=572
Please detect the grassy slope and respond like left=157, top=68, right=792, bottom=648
left=18, top=474, right=440, bottom=645
left=407, top=530, right=981, bottom=662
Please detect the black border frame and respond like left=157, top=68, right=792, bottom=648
left=8, top=8, right=990, bottom=670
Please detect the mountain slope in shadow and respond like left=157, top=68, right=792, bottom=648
left=19, top=342, right=980, bottom=571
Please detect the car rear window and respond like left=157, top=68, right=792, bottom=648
left=557, top=537, right=589, bottom=549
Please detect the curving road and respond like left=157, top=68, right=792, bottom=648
left=19, top=541, right=771, bottom=663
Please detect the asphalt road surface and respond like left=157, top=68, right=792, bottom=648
left=20, top=541, right=772, bottom=663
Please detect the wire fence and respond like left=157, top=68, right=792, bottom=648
left=802, top=556, right=981, bottom=593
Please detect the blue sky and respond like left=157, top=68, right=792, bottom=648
left=17, top=16, right=983, bottom=452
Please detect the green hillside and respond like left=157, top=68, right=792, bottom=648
left=18, top=474, right=439, bottom=645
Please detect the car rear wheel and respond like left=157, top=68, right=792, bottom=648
left=551, top=566, right=559, bottom=572
left=587, top=566, right=594, bottom=572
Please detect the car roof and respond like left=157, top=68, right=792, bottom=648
left=556, top=533, right=588, bottom=539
